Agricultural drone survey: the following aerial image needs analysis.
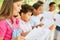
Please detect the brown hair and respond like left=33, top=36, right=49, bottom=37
left=58, top=4, right=60, bottom=8
left=49, top=2, right=56, bottom=7
left=20, top=4, right=34, bottom=15
left=0, top=0, right=22, bottom=20
left=13, top=0, right=22, bottom=2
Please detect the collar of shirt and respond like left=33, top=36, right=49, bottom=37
left=8, top=18, right=19, bottom=30
left=20, top=19, right=30, bottom=24
left=20, top=19, right=32, bottom=32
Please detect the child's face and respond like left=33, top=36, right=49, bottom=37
left=21, top=12, right=32, bottom=22
left=34, top=4, right=44, bottom=15
left=50, top=4, right=56, bottom=11
left=37, top=4, right=44, bottom=14
left=13, top=1, right=22, bottom=17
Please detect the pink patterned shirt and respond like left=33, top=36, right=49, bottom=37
left=0, top=18, right=19, bottom=40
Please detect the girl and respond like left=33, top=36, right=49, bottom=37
left=19, top=4, right=33, bottom=37
left=0, top=0, right=25, bottom=40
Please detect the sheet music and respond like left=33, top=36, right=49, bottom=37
left=41, top=18, right=54, bottom=28
left=25, top=28, right=50, bottom=40
left=39, top=12, right=55, bottom=28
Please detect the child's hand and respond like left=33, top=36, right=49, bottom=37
left=49, top=24, right=54, bottom=30
left=40, top=17, right=43, bottom=21
left=12, top=36, right=25, bottom=40
left=36, top=23, right=44, bottom=28
left=21, top=31, right=30, bottom=37
left=20, top=36, right=25, bottom=40
left=53, top=18, right=56, bottom=21
left=32, top=23, right=44, bottom=29
left=39, top=23, right=44, bottom=27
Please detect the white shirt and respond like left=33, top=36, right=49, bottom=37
left=20, top=19, right=32, bottom=32
left=30, top=14, right=43, bottom=27
left=42, top=11, right=55, bottom=40
left=43, top=11, right=54, bottom=20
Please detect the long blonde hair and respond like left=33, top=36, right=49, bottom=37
left=0, top=0, right=22, bottom=20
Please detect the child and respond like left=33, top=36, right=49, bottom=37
left=19, top=4, right=34, bottom=37
left=55, top=4, right=60, bottom=40
left=30, top=2, right=44, bottom=28
left=0, top=0, right=25, bottom=40
left=30, top=1, right=55, bottom=40
left=49, top=2, right=56, bottom=12
left=47, top=2, right=56, bottom=40
left=19, top=3, right=54, bottom=40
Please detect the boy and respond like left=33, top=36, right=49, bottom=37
left=49, top=2, right=56, bottom=13
left=55, top=4, right=60, bottom=40
left=30, top=2, right=44, bottom=28
left=19, top=4, right=34, bottom=37
left=30, top=1, right=55, bottom=40
left=19, top=2, right=54, bottom=40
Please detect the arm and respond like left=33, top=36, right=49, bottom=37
left=32, top=23, right=44, bottom=29
left=49, top=24, right=56, bottom=31
left=20, top=36, right=25, bottom=40
left=13, top=36, right=25, bottom=40
left=0, top=26, right=7, bottom=40
left=36, top=23, right=44, bottom=27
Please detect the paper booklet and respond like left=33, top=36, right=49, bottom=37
left=25, top=28, right=50, bottom=40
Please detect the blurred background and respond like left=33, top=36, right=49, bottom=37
left=0, top=0, right=60, bottom=11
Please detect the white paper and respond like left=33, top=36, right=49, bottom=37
left=39, top=12, right=55, bottom=28
left=43, top=12, right=53, bottom=21
left=54, top=14, right=60, bottom=26
left=41, top=19, right=54, bottom=29
left=25, top=28, right=50, bottom=40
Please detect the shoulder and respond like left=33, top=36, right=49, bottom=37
left=0, top=20, right=7, bottom=32
left=0, top=20, right=7, bottom=26
left=30, top=15, right=35, bottom=20
left=14, top=18, right=20, bottom=21
left=13, top=18, right=20, bottom=24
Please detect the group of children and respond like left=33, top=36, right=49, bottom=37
left=0, top=0, right=60, bottom=40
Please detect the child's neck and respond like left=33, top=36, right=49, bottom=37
left=21, top=18, right=28, bottom=22
left=33, top=14, right=38, bottom=16
left=49, top=9, right=54, bottom=12
left=33, top=12, right=39, bottom=16
left=33, top=13, right=42, bottom=16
